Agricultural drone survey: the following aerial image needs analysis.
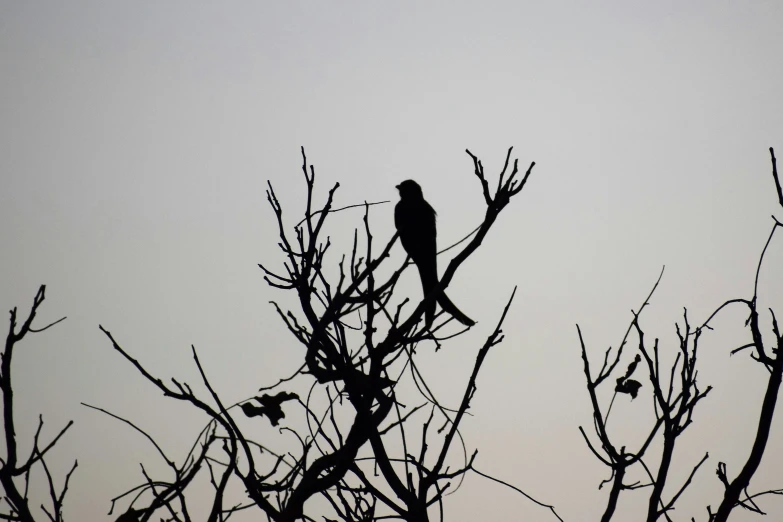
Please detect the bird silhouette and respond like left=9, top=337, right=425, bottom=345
left=395, top=180, right=475, bottom=327
left=241, top=391, right=299, bottom=426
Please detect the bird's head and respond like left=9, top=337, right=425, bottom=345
left=396, top=179, right=423, bottom=200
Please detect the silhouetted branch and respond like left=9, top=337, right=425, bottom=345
left=82, top=404, right=175, bottom=469
left=39, top=459, right=77, bottom=522
left=97, top=147, right=538, bottom=522
left=634, top=311, right=712, bottom=522
left=1, top=286, right=72, bottom=522
left=472, top=467, right=564, bottom=522
left=596, top=266, right=665, bottom=388
left=578, top=267, right=714, bottom=522
left=295, top=199, right=390, bottom=228
left=770, top=147, right=782, bottom=209
left=706, top=147, right=783, bottom=522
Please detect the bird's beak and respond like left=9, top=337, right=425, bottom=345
left=395, top=184, right=401, bottom=190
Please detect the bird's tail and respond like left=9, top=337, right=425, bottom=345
left=419, top=266, right=475, bottom=328
left=419, top=266, right=438, bottom=327
left=437, top=292, right=476, bottom=327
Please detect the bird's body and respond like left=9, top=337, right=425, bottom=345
left=395, top=180, right=474, bottom=327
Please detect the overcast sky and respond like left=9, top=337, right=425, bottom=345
left=1, top=2, right=782, bottom=521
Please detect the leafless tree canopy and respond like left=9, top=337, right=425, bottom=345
left=1, top=147, right=781, bottom=522
left=98, top=147, right=539, bottom=522
left=577, top=148, right=783, bottom=522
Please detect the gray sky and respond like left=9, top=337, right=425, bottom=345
left=1, top=1, right=782, bottom=520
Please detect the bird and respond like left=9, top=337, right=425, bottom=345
left=395, top=180, right=475, bottom=328
left=241, top=391, right=299, bottom=427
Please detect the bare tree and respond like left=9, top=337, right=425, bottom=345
left=703, top=148, right=783, bottom=522
left=577, top=147, right=783, bottom=522
left=94, top=147, right=561, bottom=522
left=1, top=285, right=74, bottom=522
left=6, top=147, right=780, bottom=522
left=578, top=273, right=711, bottom=522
